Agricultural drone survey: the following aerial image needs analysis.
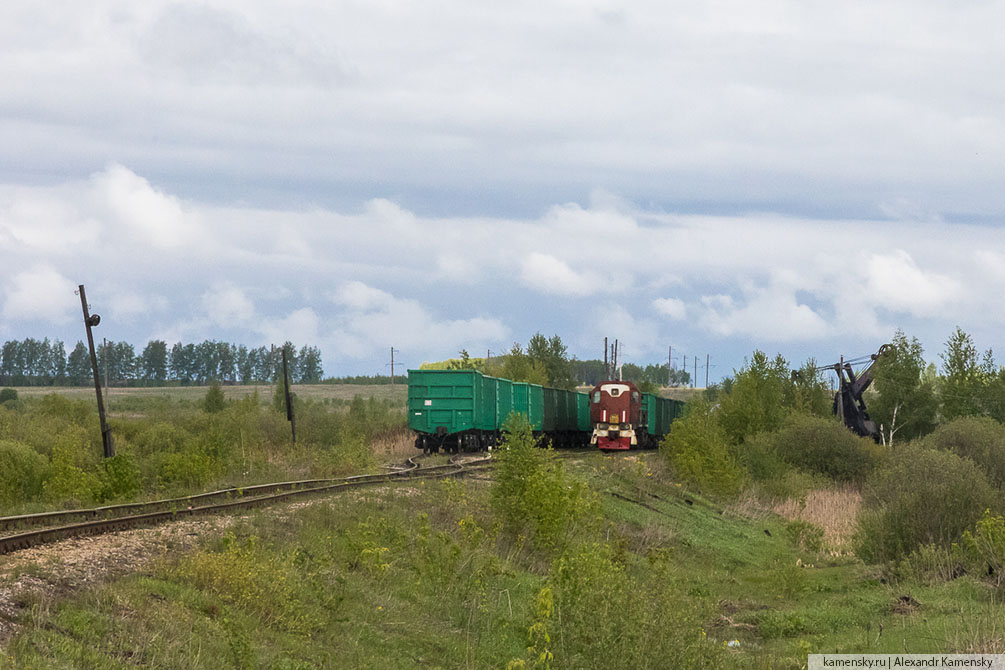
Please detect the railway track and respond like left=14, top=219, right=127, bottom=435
left=0, top=454, right=492, bottom=556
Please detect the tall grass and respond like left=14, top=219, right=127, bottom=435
left=0, top=390, right=405, bottom=514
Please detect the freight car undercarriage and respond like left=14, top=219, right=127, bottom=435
left=415, top=428, right=590, bottom=454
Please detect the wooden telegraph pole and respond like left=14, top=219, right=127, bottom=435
left=78, top=285, right=114, bottom=458
left=604, top=337, right=608, bottom=378
left=282, top=345, right=296, bottom=445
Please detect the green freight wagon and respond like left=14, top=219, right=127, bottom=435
left=408, top=369, right=588, bottom=453
left=641, top=393, right=686, bottom=447
left=511, top=381, right=544, bottom=431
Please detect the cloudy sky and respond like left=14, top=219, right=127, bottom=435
left=2, top=1, right=1004, bottom=381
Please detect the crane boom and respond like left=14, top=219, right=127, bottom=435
left=828, top=344, right=890, bottom=441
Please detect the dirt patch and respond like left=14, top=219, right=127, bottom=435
left=891, top=594, right=921, bottom=615
left=0, top=480, right=425, bottom=648
left=0, top=516, right=239, bottom=647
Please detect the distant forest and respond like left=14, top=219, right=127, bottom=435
left=0, top=338, right=323, bottom=387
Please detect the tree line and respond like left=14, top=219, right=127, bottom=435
left=0, top=338, right=323, bottom=387
left=428, top=333, right=691, bottom=390
left=866, top=326, right=1005, bottom=446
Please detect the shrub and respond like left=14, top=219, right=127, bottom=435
left=0, top=387, right=17, bottom=404
left=492, top=413, right=597, bottom=551
left=854, top=446, right=996, bottom=563
left=768, top=412, right=881, bottom=483
left=36, top=393, right=92, bottom=425
left=716, top=351, right=792, bottom=444
left=97, top=453, right=142, bottom=502
left=660, top=400, right=744, bottom=496
left=203, top=381, right=226, bottom=414
left=961, top=510, right=1005, bottom=589
left=920, top=416, right=1005, bottom=487
left=529, top=543, right=726, bottom=669
left=44, top=442, right=103, bottom=506
left=152, top=448, right=216, bottom=490
left=897, top=543, right=965, bottom=585
left=737, top=431, right=789, bottom=482
left=0, top=439, right=49, bottom=506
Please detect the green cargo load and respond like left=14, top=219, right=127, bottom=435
left=409, top=369, right=588, bottom=451
left=642, top=393, right=687, bottom=439
left=408, top=369, right=483, bottom=435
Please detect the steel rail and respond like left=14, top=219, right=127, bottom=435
left=0, top=456, right=491, bottom=555
left=0, top=462, right=429, bottom=534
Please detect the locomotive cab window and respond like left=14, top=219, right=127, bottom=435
left=632, top=391, right=639, bottom=403
left=593, top=392, right=600, bottom=403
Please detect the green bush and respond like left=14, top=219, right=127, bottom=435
left=920, top=416, right=1005, bottom=487
left=854, top=446, right=996, bottom=563
left=44, top=442, right=103, bottom=506
left=98, top=453, right=142, bottom=501
left=962, top=510, right=1005, bottom=589
left=768, top=412, right=882, bottom=483
left=531, top=543, right=726, bottom=669
left=896, top=543, right=965, bottom=585
left=36, top=393, right=93, bottom=425
left=716, top=351, right=792, bottom=444
left=203, top=381, right=226, bottom=414
left=0, top=439, right=49, bottom=506
left=755, top=609, right=807, bottom=639
left=0, top=387, right=17, bottom=404
left=660, top=400, right=744, bottom=496
left=737, top=431, right=789, bottom=482
left=152, top=448, right=216, bottom=490
left=492, top=413, right=597, bottom=551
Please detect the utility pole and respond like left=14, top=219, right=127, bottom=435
left=668, top=345, right=672, bottom=386
left=604, top=337, right=609, bottom=378
left=282, top=345, right=296, bottom=445
left=682, top=355, right=687, bottom=385
left=77, top=285, right=114, bottom=458
left=694, top=357, right=697, bottom=389
left=706, top=354, right=710, bottom=388
left=390, top=346, right=396, bottom=385
left=103, top=337, right=109, bottom=412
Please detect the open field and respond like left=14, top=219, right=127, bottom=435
left=7, top=384, right=409, bottom=406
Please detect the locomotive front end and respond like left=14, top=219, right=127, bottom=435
left=589, top=381, right=642, bottom=450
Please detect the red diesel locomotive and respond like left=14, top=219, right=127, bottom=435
left=589, top=380, right=686, bottom=450
left=589, top=381, right=642, bottom=450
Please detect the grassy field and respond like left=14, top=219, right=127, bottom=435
left=3, top=384, right=1004, bottom=667
left=2, top=449, right=1003, bottom=668
left=0, top=385, right=412, bottom=518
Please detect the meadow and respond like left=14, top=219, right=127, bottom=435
left=3, top=363, right=1005, bottom=668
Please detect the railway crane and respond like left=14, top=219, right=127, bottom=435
left=798, top=344, right=890, bottom=442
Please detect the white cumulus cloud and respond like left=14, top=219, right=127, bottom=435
left=520, top=252, right=592, bottom=297
left=3, top=265, right=78, bottom=324
left=202, top=282, right=255, bottom=326
left=331, top=281, right=508, bottom=362
left=698, top=283, right=828, bottom=342
left=95, top=164, right=198, bottom=250
left=865, top=250, right=959, bottom=317
left=653, top=297, right=687, bottom=320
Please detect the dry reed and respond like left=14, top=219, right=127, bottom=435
left=773, top=487, right=861, bottom=552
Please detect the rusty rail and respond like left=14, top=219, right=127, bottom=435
left=0, top=455, right=491, bottom=555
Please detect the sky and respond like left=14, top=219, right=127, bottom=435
left=2, top=1, right=1004, bottom=382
